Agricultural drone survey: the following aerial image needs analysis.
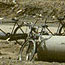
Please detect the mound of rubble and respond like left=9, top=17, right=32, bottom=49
left=0, top=1, right=65, bottom=21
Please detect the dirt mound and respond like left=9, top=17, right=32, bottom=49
left=19, top=1, right=65, bottom=18
left=0, top=2, right=15, bottom=17
left=0, top=1, right=65, bottom=19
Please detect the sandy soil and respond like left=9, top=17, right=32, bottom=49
left=0, top=39, right=64, bottom=65
left=0, top=41, right=65, bottom=65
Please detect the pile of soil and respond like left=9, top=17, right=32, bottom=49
left=0, top=1, right=65, bottom=22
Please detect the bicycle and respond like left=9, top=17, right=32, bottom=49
left=18, top=15, right=65, bottom=61
left=18, top=20, right=38, bottom=61
left=0, top=17, right=28, bottom=44
left=18, top=18, right=53, bottom=61
left=40, top=16, right=65, bottom=36
left=57, top=16, right=65, bottom=35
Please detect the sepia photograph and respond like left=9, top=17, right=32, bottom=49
left=0, top=0, right=65, bottom=65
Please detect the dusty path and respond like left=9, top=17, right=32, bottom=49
left=0, top=41, right=64, bottom=65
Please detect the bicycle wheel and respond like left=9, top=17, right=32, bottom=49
left=19, top=39, right=36, bottom=61
left=14, top=24, right=30, bottom=45
left=14, top=24, right=30, bottom=34
left=59, top=26, right=64, bottom=35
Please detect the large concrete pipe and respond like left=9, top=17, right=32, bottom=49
left=37, top=35, right=65, bottom=62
